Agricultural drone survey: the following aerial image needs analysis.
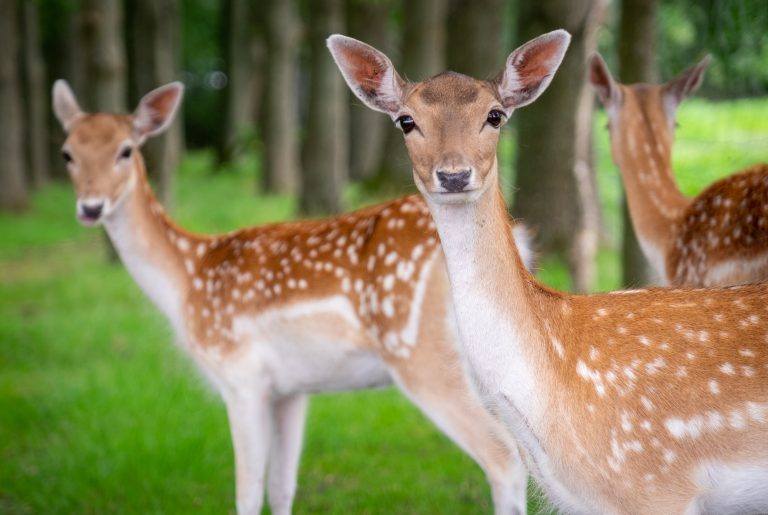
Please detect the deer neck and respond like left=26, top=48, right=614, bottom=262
left=612, top=112, right=689, bottom=261
left=426, top=169, right=559, bottom=427
left=102, top=156, right=194, bottom=333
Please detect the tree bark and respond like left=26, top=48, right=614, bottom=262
left=446, top=0, right=506, bottom=78
left=512, top=0, right=606, bottom=292
left=21, top=0, right=49, bottom=189
left=300, top=0, right=347, bottom=216
left=376, top=0, right=448, bottom=187
left=260, top=0, right=301, bottom=194
left=126, top=0, right=181, bottom=210
left=42, top=0, right=81, bottom=181
left=216, top=0, right=254, bottom=167
left=0, top=0, right=28, bottom=212
left=346, top=0, right=392, bottom=182
left=80, top=0, right=127, bottom=112
left=618, top=0, right=658, bottom=287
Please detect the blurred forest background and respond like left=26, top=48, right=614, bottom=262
left=1, top=0, right=768, bottom=513
left=1, top=0, right=767, bottom=288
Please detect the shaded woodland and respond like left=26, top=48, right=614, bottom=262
left=1, top=0, right=766, bottom=291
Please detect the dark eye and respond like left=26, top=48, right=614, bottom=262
left=486, top=110, right=505, bottom=128
left=61, top=150, right=73, bottom=163
left=396, top=115, right=416, bottom=134
left=118, top=146, right=133, bottom=161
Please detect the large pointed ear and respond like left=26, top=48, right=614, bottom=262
left=588, top=53, right=620, bottom=107
left=495, top=30, right=571, bottom=111
left=662, top=55, right=711, bottom=109
left=327, top=34, right=405, bottom=117
left=52, top=80, right=83, bottom=131
left=132, top=82, right=184, bottom=143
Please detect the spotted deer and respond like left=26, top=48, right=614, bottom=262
left=590, top=53, right=768, bottom=287
left=331, top=29, right=768, bottom=514
left=52, top=80, right=537, bottom=514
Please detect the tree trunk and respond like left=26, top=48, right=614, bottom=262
left=0, top=0, right=28, bottom=212
left=446, top=0, right=506, bottom=78
left=260, top=0, right=301, bottom=194
left=376, top=0, right=448, bottom=187
left=300, top=0, right=347, bottom=216
left=126, top=0, right=181, bottom=210
left=21, top=0, right=49, bottom=189
left=512, top=0, right=606, bottom=292
left=42, top=0, right=81, bottom=181
left=80, top=0, right=127, bottom=112
left=346, top=0, right=392, bottom=182
left=618, top=0, right=658, bottom=287
left=216, top=0, right=254, bottom=167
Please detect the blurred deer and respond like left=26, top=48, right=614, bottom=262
left=52, top=80, right=535, bottom=514
left=331, top=29, right=768, bottom=514
left=590, top=53, right=768, bottom=287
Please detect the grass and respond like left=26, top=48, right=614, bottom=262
left=1, top=98, right=766, bottom=514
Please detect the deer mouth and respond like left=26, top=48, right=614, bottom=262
left=76, top=200, right=106, bottom=226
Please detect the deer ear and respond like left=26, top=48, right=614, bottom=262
left=132, top=82, right=184, bottom=143
left=327, top=34, right=405, bottom=117
left=589, top=53, right=620, bottom=107
left=495, top=30, right=571, bottom=111
left=663, top=55, right=711, bottom=109
left=52, top=80, right=83, bottom=131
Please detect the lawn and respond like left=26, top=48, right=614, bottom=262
left=1, top=98, right=766, bottom=514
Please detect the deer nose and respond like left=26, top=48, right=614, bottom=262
left=436, top=170, right=471, bottom=193
left=81, top=202, right=104, bottom=220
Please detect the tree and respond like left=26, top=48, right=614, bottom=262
left=126, top=0, right=182, bottom=209
left=446, top=0, right=506, bottom=78
left=80, top=0, right=127, bottom=112
left=300, top=0, right=347, bottom=215
left=0, top=0, right=28, bottom=212
left=346, top=0, right=392, bottom=182
left=21, top=0, right=49, bottom=189
left=375, top=0, right=448, bottom=187
left=261, top=0, right=301, bottom=194
left=512, top=0, right=607, bottom=292
left=216, top=0, right=254, bottom=167
left=618, top=0, right=657, bottom=286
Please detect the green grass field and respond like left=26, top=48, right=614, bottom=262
left=1, top=98, right=766, bottom=514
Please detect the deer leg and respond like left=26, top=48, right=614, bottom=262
left=266, top=394, right=308, bottom=515
left=389, top=351, right=529, bottom=515
left=224, top=386, right=273, bottom=515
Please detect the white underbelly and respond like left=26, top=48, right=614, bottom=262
left=219, top=296, right=393, bottom=395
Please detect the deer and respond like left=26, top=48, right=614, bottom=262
left=589, top=53, right=768, bottom=287
left=330, top=29, right=768, bottom=514
left=52, top=80, right=539, bottom=515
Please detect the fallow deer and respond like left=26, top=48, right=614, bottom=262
left=331, top=30, right=768, bottom=514
left=590, top=53, right=768, bottom=287
left=52, top=80, right=536, bottom=514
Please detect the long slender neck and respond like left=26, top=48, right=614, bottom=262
left=426, top=172, right=555, bottom=424
left=612, top=107, right=689, bottom=254
left=102, top=156, right=196, bottom=333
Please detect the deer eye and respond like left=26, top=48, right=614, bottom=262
left=396, top=115, right=416, bottom=134
left=61, top=150, right=73, bottom=164
left=118, top=146, right=133, bottom=161
left=486, top=110, right=505, bottom=128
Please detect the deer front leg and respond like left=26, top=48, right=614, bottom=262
left=267, top=394, right=308, bottom=515
left=390, top=353, right=528, bottom=515
left=224, top=386, right=273, bottom=515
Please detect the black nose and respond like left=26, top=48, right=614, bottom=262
left=82, top=203, right=104, bottom=220
left=436, top=170, right=471, bottom=193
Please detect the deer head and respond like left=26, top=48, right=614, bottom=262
left=328, top=31, right=571, bottom=205
left=52, top=80, right=184, bottom=226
